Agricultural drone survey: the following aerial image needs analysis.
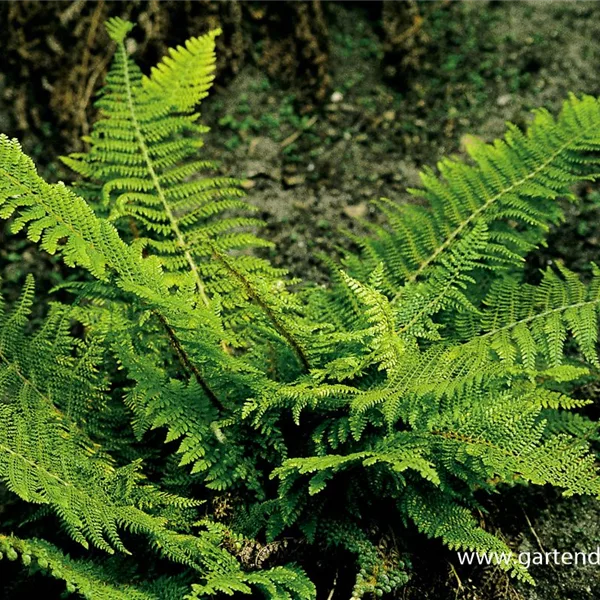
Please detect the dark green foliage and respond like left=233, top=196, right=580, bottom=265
left=1, top=16, right=600, bottom=598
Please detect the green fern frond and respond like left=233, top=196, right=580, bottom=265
left=0, top=534, right=171, bottom=600
left=427, top=387, right=600, bottom=496
left=143, top=27, right=222, bottom=111
left=0, top=279, right=285, bottom=594
left=0, top=136, right=109, bottom=279
left=272, top=432, right=439, bottom=496
left=475, top=262, right=600, bottom=367
left=62, top=19, right=306, bottom=358
left=105, top=16, right=135, bottom=44
left=189, top=565, right=316, bottom=600
left=4, top=15, right=600, bottom=597
left=347, top=94, right=600, bottom=299
left=401, top=486, right=533, bottom=582
left=0, top=134, right=230, bottom=381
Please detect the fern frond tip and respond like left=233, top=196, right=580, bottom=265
left=105, top=17, right=135, bottom=44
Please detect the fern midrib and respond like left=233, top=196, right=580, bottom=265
left=394, top=125, right=595, bottom=302
left=118, top=42, right=210, bottom=307
left=479, top=297, right=600, bottom=339
left=154, top=310, right=226, bottom=412
left=396, top=267, right=464, bottom=336
left=217, top=252, right=311, bottom=371
left=0, top=350, right=101, bottom=495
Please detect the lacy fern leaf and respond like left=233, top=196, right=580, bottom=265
left=2, top=15, right=600, bottom=600
left=346, top=94, right=600, bottom=298
left=62, top=18, right=303, bottom=357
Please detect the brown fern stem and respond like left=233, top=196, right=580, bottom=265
left=216, top=251, right=310, bottom=372
left=155, top=311, right=226, bottom=412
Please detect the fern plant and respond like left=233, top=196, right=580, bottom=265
left=1, top=16, right=600, bottom=599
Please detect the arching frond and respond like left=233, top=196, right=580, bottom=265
left=345, top=94, right=600, bottom=300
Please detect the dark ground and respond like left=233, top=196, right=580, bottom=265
left=2, top=1, right=600, bottom=598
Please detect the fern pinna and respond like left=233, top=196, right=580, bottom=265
left=1, top=16, right=600, bottom=599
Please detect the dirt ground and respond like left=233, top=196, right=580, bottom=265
left=2, top=1, right=600, bottom=598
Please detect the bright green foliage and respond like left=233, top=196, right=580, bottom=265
left=62, top=18, right=302, bottom=355
left=345, top=94, right=600, bottom=296
left=0, top=535, right=185, bottom=600
left=1, top=16, right=600, bottom=599
left=474, top=263, right=600, bottom=367
left=0, top=276, right=312, bottom=598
